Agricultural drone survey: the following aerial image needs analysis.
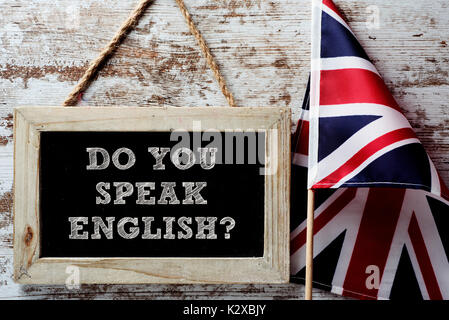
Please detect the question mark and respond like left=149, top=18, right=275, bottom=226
left=220, top=217, right=235, bottom=239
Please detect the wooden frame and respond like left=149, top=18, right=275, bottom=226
left=13, top=106, right=290, bottom=284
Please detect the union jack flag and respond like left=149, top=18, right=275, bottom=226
left=307, top=0, right=448, bottom=197
left=290, top=0, right=449, bottom=300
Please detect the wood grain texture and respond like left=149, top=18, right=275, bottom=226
left=0, top=0, right=448, bottom=299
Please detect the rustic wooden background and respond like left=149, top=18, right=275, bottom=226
left=0, top=0, right=448, bottom=299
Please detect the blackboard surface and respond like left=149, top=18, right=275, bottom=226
left=39, top=131, right=265, bottom=258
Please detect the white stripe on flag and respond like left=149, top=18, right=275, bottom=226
left=300, top=109, right=310, bottom=121
left=428, top=155, right=442, bottom=197
left=308, top=0, right=323, bottom=188
left=318, top=56, right=380, bottom=77
left=319, top=103, right=405, bottom=118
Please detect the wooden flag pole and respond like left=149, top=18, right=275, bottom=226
left=305, top=188, right=315, bottom=300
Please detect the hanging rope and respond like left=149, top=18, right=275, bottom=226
left=174, top=0, right=236, bottom=108
left=63, top=0, right=236, bottom=108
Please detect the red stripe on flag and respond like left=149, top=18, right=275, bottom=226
left=342, top=188, right=405, bottom=300
left=408, top=213, right=443, bottom=300
left=296, top=120, right=309, bottom=155
left=323, top=0, right=344, bottom=20
left=290, top=188, right=357, bottom=255
left=320, top=69, right=401, bottom=112
left=314, top=127, right=417, bottom=188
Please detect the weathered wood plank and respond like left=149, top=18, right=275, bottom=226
left=0, top=0, right=448, bottom=299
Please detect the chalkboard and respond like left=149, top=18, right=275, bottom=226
left=14, top=107, right=290, bottom=284
left=39, top=131, right=265, bottom=258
